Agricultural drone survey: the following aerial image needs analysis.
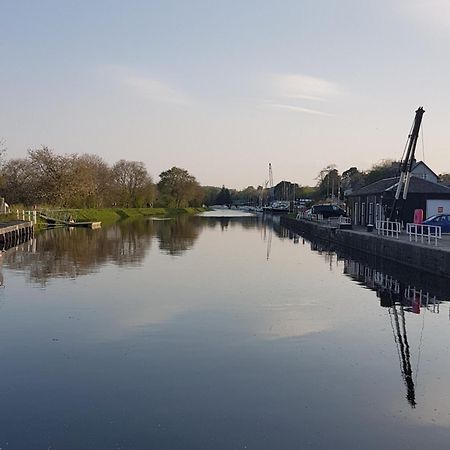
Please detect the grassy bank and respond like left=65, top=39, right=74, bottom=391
left=52, top=207, right=207, bottom=223
left=1, top=207, right=207, bottom=228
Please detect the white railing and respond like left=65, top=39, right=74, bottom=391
left=296, top=212, right=323, bottom=221
left=16, top=210, right=37, bottom=224
left=376, top=220, right=401, bottom=238
left=338, top=216, right=351, bottom=225
left=406, top=223, right=441, bottom=246
left=327, top=216, right=350, bottom=227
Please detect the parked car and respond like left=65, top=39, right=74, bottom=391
left=422, top=214, right=450, bottom=233
left=311, top=204, right=347, bottom=218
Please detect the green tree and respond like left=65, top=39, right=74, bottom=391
left=439, top=173, right=450, bottom=187
left=216, top=186, right=232, bottom=205
left=364, top=159, right=399, bottom=185
left=202, top=186, right=221, bottom=206
left=157, top=167, right=200, bottom=207
left=316, top=164, right=340, bottom=201
left=341, top=166, right=365, bottom=195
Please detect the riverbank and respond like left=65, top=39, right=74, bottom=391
left=281, top=215, right=450, bottom=279
left=1, top=207, right=207, bottom=228
left=67, top=207, right=207, bottom=223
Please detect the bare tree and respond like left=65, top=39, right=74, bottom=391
left=112, top=160, right=154, bottom=207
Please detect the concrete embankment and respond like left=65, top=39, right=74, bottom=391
left=281, top=216, right=450, bottom=279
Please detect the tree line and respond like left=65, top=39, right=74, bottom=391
left=1, top=147, right=203, bottom=208
left=3, top=146, right=449, bottom=208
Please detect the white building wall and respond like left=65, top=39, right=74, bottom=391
left=426, top=199, right=450, bottom=218
left=411, top=163, right=438, bottom=183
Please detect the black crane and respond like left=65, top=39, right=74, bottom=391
left=389, top=107, right=425, bottom=221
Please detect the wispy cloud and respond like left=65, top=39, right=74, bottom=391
left=271, top=73, right=342, bottom=102
left=104, top=65, right=190, bottom=105
left=263, top=73, right=343, bottom=116
left=262, top=102, right=334, bottom=116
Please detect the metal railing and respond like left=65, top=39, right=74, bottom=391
left=376, top=220, right=401, bottom=238
left=338, top=216, right=351, bottom=225
left=296, top=212, right=323, bottom=221
left=406, top=223, right=441, bottom=246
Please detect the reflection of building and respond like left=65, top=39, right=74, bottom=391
left=343, top=259, right=441, bottom=315
left=343, top=258, right=446, bottom=409
left=293, top=231, right=450, bottom=408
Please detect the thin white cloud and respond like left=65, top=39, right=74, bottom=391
left=262, top=73, right=343, bottom=116
left=263, top=102, right=334, bottom=116
left=103, top=65, right=190, bottom=105
left=271, top=73, right=342, bottom=102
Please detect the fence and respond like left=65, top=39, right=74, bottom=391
left=376, top=220, right=401, bottom=238
left=406, top=223, right=441, bottom=246
left=16, top=210, right=37, bottom=224
left=337, top=216, right=352, bottom=225
left=296, top=212, right=324, bottom=221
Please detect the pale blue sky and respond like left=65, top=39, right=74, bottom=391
left=1, top=0, right=450, bottom=187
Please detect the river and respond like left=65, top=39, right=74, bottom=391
left=1, top=210, right=450, bottom=449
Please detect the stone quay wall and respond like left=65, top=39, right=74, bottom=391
left=280, top=216, right=450, bottom=279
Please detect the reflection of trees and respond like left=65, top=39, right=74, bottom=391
left=219, top=218, right=230, bottom=230
left=2, top=214, right=267, bottom=283
left=3, top=220, right=156, bottom=284
left=155, top=216, right=200, bottom=256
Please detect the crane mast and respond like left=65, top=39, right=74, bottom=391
left=268, top=163, right=274, bottom=203
left=390, top=107, right=425, bottom=220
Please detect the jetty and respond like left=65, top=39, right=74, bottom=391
left=281, top=215, right=450, bottom=279
left=39, top=213, right=101, bottom=229
left=0, top=220, right=34, bottom=250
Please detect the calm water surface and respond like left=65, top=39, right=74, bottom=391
left=1, top=211, right=450, bottom=449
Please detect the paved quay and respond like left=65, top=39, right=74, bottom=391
left=348, top=224, right=450, bottom=250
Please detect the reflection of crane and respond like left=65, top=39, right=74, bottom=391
left=389, top=107, right=425, bottom=220
left=340, top=258, right=439, bottom=408
left=389, top=299, right=417, bottom=407
left=260, top=180, right=269, bottom=207
left=261, top=214, right=273, bottom=260
left=266, top=226, right=272, bottom=261
left=390, top=303, right=416, bottom=408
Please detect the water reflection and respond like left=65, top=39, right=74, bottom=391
left=2, top=221, right=154, bottom=284
left=154, top=216, right=200, bottom=255
left=296, top=233, right=450, bottom=409
left=3, top=213, right=450, bottom=448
